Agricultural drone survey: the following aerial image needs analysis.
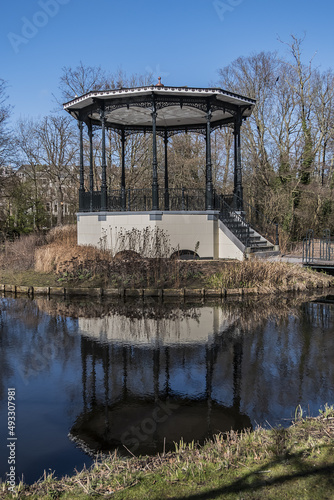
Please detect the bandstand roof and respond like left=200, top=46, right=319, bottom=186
left=63, top=82, right=256, bottom=134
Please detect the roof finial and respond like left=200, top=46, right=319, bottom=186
left=155, top=76, right=164, bottom=87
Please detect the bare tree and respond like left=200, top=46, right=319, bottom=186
left=217, top=51, right=280, bottom=207
left=17, top=116, right=77, bottom=225
left=214, top=127, right=234, bottom=191
left=105, top=67, right=154, bottom=90
left=0, top=79, right=13, bottom=167
left=311, top=69, right=334, bottom=186
left=279, top=34, right=316, bottom=185
left=59, top=63, right=154, bottom=103
left=59, top=61, right=107, bottom=102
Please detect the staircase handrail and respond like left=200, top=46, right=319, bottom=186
left=219, top=198, right=250, bottom=248
left=223, top=194, right=279, bottom=246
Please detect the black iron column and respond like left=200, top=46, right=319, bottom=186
left=233, top=108, right=243, bottom=211
left=88, top=122, right=94, bottom=212
left=121, top=129, right=126, bottom=211
left=92, top=344, right=96, bottom=407
left=81, top=339, right=87, bottom=412
left=232, top=338, right=243, bottom=411
left=206, top=101, right=213, bottom=210
left=103, top=345, right=110, bottom=436
left=164, top=130, right=169, bottom=211
left=153, top=347, right=160, bottom=403
left=78, top=120, right=84, bottom=210
left=122, top=346, right=128, bottom=400
left=164, top=346, right=170, bottom=397
left=205, top=343, right=213, bottom=435
left=152, top=96, right=159, bottom=210
left=100, top=103, right=107, bottom=211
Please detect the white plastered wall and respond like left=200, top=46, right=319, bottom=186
left=218, top=220, right=245, bottom=260
left=78, top=307, right=236, bottom=346
left=77, top=212, right=245, bottom=260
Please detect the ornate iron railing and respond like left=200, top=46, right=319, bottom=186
left=79, top=187, right=222, bottom=212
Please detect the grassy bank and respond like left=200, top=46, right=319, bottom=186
left=0, top=227, right=333, bottom=291
left=1, top=407, right=334, bottom=499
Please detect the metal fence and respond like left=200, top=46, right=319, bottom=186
left=303, top=229, right=333, bottom=264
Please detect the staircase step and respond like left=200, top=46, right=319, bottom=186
left=249, top=245, right=274, bottom=251
left=228, top=225, right=249, bottom=231
left=249, top=240, right=270, bottom=247
left=248, top=249, right=281, bottom=258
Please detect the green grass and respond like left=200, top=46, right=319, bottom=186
left=0, top=270, right=59, bottom=287
left=0, top=270, right=107, bottom=289
left=1, top=411, right=334, bottom=499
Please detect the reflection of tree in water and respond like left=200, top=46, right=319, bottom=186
left=0, top=302, right=14, bottom=400
left=241, top=295, right=334, bottom=424
left=0, top=298, right=48, bottom=398
left=0, top=297, right=79, bottom=396
left=34, top=290, right=329, bottom=330
left=297, top=300, right=334, bottom=403
left=35, top=296, right=204, bottom=322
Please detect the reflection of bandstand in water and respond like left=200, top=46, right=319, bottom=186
left=69, top=306, right=251, bottom=456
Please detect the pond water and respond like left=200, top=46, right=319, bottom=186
left=0, top=292, right=333, bottom=485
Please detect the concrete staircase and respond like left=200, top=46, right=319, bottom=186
left=218, top=208, right=280, bottom=258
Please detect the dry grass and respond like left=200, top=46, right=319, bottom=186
left=35, top=243, right=113, bottom=275
left=0, top=233, right=46, bottom=271
left=34, top=225, right=114, bottom=283
left=45, top=224, right=77, bottom=246
left=0, top=225, right=333, bottom=290
left=206, top=259, right=332, bottom=290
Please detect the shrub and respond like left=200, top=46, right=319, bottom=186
left=0, top=232, right=47, bottom=271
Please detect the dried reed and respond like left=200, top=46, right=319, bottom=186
left=206, top=259, right=331, bottom=290
left=0, top=233, right=46, bottom=271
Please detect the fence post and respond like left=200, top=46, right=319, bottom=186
left=181, top=187, right=185, bottom=211
left=127, top=188, right=131, bottom=211
left=303, top=229, right=314, bottom=264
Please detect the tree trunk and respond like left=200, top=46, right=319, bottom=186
left=56, top=185, right=63, bottom=226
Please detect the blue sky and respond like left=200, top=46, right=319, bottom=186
left=1, top=0, right=334, bottom=125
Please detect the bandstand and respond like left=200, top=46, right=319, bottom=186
left=64, top=79, right=278, bottom=259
